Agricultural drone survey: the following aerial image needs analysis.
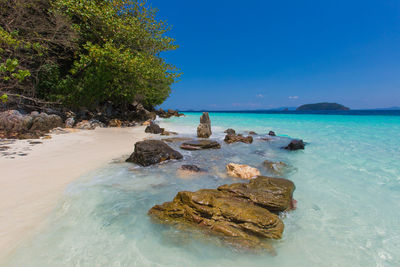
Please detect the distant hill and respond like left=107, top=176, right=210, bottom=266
left=372, top=106, right=400, bottom=110
left=267, top=107, right=297, bottom=111
left=296, top=102, right=350, bottom=111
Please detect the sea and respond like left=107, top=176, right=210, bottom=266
left=5, top=111, right=400, bottom=267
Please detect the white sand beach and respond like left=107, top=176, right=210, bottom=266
left=0, top=126, right=148, bottom=260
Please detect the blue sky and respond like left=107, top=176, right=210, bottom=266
left=151, top=0, right=400, bottom=110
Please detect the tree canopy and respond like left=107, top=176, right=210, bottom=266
left=0, top=0, right=180, bottom=109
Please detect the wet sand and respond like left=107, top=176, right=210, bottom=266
left=0, top=126, right=148, bottom=260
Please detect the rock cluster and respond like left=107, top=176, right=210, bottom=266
left=148, top=176, right=295, bottom=249
left=197, top=112, right=212, bottom=138
left=224, top=133, right=253, bottom=144
left=156, top=108, right=184, bottom=118
left=0, top=110, right=63, bottom=139
left=126, top=140, right=183, bottom=166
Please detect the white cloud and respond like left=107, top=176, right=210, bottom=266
left=256, top=94, right=264, bottom=98
left=289, top=96, right=299, bottom=100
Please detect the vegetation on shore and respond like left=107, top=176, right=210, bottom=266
left=0, top=0, right=180, bottom=110
left=296, top=102, right=350, bottom=111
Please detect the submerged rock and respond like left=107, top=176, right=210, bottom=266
left=197, top=112, right=212, bottom=138
left=126, top=140, right=183, bottom=166
left=224, top=134, right=253, bottom=144
left=263, top=160, right=288, bottom=175
left=161, top=130, right=178, bottom=136
left=180, top=140, right=221, bottom=150
left=226, top=163, right=261, bottom=179
left=162, top=137, right=192, bottom=143
left=145, top=122, right=164, bottom=134
left=248, top=131, right=257, bottom=135
left=284, top=139, right=305, bottom=150
left=148, top=176, right=295, bottom=250
left=180, top=164, right=201, bottom=172
left=224, top=128, right=236, bottom=135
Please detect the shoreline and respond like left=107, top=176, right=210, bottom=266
left=0, top=126, right=149, bottom=261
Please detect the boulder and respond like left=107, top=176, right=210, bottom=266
left=197, top=112, right=212, bottom=138
left=263, top=160, right=288, bottom=175
left=148, top=176, right=295, bottom=250
left=145, top=122, right=164, bottom=134
left=126, top=140, right=183, bottom=166
left=180, top=140, right=221, bottom=150
left=224, top=128, right=236, bottom=135
left=217, top=176, right=296, bottom=213
left=74, top=119, right=104, bottom=130
left=248, top=131, right=257, bottom=135
left=268, top=131, right=276, bottom=136
left=224, top=134, right=253, bottom=144
left=226, top=163, right=261, bottom=179
left=284, top=139, right=305, bottom=150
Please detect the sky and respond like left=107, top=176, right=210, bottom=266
left=151, top=0, right=400, bottom=110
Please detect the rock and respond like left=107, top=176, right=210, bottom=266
left=74, top=119, right=104, bottom=130
left=180, top=140, right=221, bottom=150
left=197, top=112, right=212, bottom=138
left=148, top=176, right=295, bottom=250
left=263, top=160, right=288, bottom=175
left=0, top=110, right=63, bottom=139
left=145, top=122, right=164, bottom=134
left=226, top=163, right=261, bottom=179
left=224, top=128, right=236, bottom=135
left=248, top=131, right=257, bottom=135
left=224, top=134, right=253, bottom=144
left=284, top=139, right=305, bottom=150
left=161, top=130, right=178, bottom=136
left=65, top=117, right=75, bottom=128
left=268, top=131, right=276, bottom=136
left=180, top=164, right=201, bottom=172
left=133, top=102, right=156, bottom=121
left=108, top=119, right=122, bottom=127
left=142, top=120, right=151, bottom=126
left=217, top=176, right=296, bottom=213
left=126, top=140, right=183, bottom=166
left=162, top=137, right=192, bottom=143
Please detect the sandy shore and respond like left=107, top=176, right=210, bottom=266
left=0, top=126, right=148, bottom=260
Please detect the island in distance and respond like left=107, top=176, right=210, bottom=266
left=296, top=102, right=350, bottom=111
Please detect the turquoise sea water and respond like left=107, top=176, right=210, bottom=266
left=5, top=113, right=400, bottom=267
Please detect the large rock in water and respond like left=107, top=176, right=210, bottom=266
left=284, top=139, right=305, bottom=150
left=197, top=112, right=211, bottom=138
left=148, top=176, right=295, bottom=250
left=224, top=133, right=253, bottom=144
left=226, top=163, right=261, bottom=179
left=126, top=140, right=183, bottom=166
left=180, top=140, right=221, bottom=150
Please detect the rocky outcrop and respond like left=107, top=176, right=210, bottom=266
left=224, top=134, right=253, bottom=144
left=224, top=128, right=236, bottom=135
left=156, top=108, right=184, bottom=118
left=197, top=112, right=212, bottom=138
left=226, top=163, right=261, bottom=179
left=263, top=160, right=288, bottom=175
left=0, top=110, right=63, bottom=139
left=126, top=140, right=183, bottom=166
left=284, top=139, right=305, bottom=150
left=145, top=122, right=164, bottom=134
left=180, top=140, right=221, bottom=150
left=148, top=176, right=295, bottom=250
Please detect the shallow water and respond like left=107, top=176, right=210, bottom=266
left=6, top=113, right=400, bottom=267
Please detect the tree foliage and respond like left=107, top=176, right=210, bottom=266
left=0, top=0, right=180, bottom=109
